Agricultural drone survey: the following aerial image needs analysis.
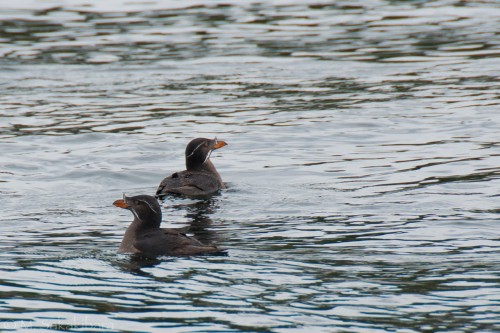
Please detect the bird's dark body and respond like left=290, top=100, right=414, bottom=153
left=156, top=138, right=226, bottom=198
left=114, top=194, right=223, bottom=257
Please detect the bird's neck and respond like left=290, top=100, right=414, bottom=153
left=119, top=216, right=161, bottom=253
left=119, top=219, right=141, bottom=253
left=200, top=160, right=224, bottom=185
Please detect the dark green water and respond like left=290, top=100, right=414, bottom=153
left=0, top=1, right=499, bottom=332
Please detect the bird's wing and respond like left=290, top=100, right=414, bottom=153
left=156, top=171, right=219, bottom=197
left=134, top=230, right=216, bottom=256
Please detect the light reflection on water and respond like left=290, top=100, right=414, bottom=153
left=0, top=0, right=499, bottom=332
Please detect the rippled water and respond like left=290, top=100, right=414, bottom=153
left=1, top=0, right=499, bottom=332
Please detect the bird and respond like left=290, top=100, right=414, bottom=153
left=156, top=137, right=227, bottom=198
left=113, top=194, right=222, bottom=257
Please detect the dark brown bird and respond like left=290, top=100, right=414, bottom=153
left=113, top=194, right=222, bottom=257
left=156, top=137, right=227, bottom=198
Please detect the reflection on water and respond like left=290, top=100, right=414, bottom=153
left=180, top=199, right=220, bottom=245
left=0, top=1, right=498, bottom=64
left=0, top=0, right=499, bottom=332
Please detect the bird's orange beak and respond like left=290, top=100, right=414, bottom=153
left=113, top=199, right=129, bottom=209
left=213, top=140, right=227, bottom=149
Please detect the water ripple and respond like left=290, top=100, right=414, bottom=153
left=0, top=1, right=499, bottom=332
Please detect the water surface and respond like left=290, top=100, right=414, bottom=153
left=0, top=1, right=499, bottom=332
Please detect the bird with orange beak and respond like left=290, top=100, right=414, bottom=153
left=113, top=194, right=222, bottom=256
left=156, top=137, right=227, bottom=198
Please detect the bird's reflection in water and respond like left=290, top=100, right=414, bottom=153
left=164, top=195, right=223, bottom=246
left=116, top=247, right=227, bottom=276
left=114, top=254, right=163, bottom=276
left=183, top=198, right=220, bottom=245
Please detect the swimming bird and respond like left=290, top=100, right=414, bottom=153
left=113, top=194, right=221, bottom=256
left=156, top=137, right=227, bottom=198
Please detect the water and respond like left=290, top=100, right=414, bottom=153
left=1, top=0, right=499, bottom=332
